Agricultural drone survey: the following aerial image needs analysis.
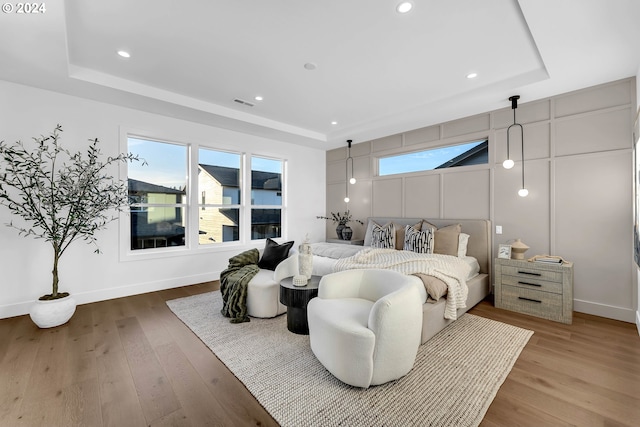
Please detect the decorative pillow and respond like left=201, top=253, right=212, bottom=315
left=403, top=225, right=434, bottom=253
left=258, top=238, right=294, bottom=270
left=433, top=223, right=462, bottom=256
left=458, top=233, right=470, bottom=258
left=371, top=222, right=396, bottom=249
left=394, top=221, right=422, bottom=250
left=414, top=273, right=448, bottom=301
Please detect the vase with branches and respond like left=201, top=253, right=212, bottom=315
left=317, top=211, right=364, bottom=240
left=0, top=125, right=142, bottom=314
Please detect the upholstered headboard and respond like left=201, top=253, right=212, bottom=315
left=363, top=217, right=492, bottom=276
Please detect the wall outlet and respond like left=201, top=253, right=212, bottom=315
left=496, top=225, right=502, bottom=235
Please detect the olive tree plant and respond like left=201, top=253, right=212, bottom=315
left=0, top=125, right=142, bottom=300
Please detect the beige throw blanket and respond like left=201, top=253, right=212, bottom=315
left=333, top=248, right=471, bottom=320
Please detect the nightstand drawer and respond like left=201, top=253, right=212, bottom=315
left=500, top=285, right=563, bottom=321
left=501, top=275, right=563, bottom=294
left=502, top=265, right=562, bottom=283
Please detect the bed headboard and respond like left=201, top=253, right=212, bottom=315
left=363, top=217, right=492, bottom=276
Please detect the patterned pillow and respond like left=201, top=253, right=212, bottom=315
left=371, top=222, right=396, bottom=249
left=403, top=225, right=434, bottom=253
left=394, top=221, right=422, bottom=250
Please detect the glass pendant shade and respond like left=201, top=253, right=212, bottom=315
left=518, top=188, right=529, bottom=197
left=344, top=196, right=350, bottom=203
left=502, top=159, right=514, bottom=169
left=349, top=177, right=356, bottom=184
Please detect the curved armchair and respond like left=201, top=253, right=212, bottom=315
left=307, top=269, right=422, bottom=388
left=246, top=248, right=298, bottom=318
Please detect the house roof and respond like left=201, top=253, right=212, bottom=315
left=128, top=178, right=185, bottom=195
left=199, top=164, right=281, bottom=191
left=435, top=140, right=489, bottom=169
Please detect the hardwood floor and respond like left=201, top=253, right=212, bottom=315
left=1, top=283, right=639, bottom=427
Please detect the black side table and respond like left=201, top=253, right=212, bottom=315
left=279, top=275, right=321, bottom=334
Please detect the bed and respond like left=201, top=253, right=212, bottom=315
left=310, top=217, right=492, bottom=343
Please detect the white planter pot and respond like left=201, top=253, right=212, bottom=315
left=29, top=295, right=77, bottom=328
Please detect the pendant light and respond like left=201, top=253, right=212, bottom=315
left=344, top=139, right=355, bottom=203
left=504, top=95, right=528, bottom=197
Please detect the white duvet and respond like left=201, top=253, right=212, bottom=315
left=333, top=248, right=471, bottom=320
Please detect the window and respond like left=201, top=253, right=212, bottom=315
left=127, top=138, right=187, bottom=250
left=378, top=139, right=488, bottom=176
left=251, top=156, right=283, bottom=240
left=198, top=148, right=242, bottom=245
left=125, top=134, right=287, bottom=253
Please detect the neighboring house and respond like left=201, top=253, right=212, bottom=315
left=128, top=178, right=186, bottom=249
left=435, top=140, right=489, bottom=169
left=198, top=164, right=282, bottom=244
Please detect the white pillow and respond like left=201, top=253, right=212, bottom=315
left=458, top=233, right=470, bottom=258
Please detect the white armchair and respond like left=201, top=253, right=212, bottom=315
left=246, top=248, right=298, bottom=318
left=307, top=269, right=423, bottom=388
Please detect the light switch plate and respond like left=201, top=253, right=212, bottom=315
left=496, top=225, right=502, bottom=234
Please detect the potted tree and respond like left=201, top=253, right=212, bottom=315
left=0, top=125, right=141, bottom=328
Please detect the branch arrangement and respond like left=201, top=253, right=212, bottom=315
left=0, top=125, right=143, bottom=299
left=316, top=211, right=364, bottom=225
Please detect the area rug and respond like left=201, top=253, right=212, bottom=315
left=167, top=291, right=533, bottom=427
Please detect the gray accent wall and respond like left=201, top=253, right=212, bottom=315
left=325, top=78, right=637, bottom=322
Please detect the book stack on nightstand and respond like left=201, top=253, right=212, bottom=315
left=494, top=258, right=574, bottom=324
left=326, top=239, right=364, bottom=245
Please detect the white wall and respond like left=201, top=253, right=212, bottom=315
left=636, top=65, right=640, bottom=334
left=0, top=80, right=326, bottom=318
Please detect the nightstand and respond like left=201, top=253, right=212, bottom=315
left=326, top=239, right=364, bottom=245
left=494, top=258, right=573, bottom=324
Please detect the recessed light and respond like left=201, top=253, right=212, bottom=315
left=254, top=95, right=263, bottom=101
left=117, top=50, right=131, bottom=58
left=331, top=121, right=338, bottom=125
left=304, top=62, right=317, bottom=71
left=466, top=72, right=478, bottom=79
left=396, top=2, right=413, bottom=13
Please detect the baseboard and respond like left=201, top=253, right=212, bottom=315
left=573, top=299, right=636, bottom=323
left=0, top=271, right=220, bottom=320
left=636, top=311, right=640, bottom=336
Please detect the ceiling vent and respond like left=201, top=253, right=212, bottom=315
left=233, top=98, right=255, bottom=107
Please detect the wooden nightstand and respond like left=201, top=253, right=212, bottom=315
left=494, top=258, right=574, bottom=324
left=326, top=239, right=364, bottom=245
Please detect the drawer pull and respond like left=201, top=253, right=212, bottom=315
left=518, top=270, right=542, bottom=277
left=518, top=281, right=541, bottom=287
left=518, top=296, right=542, bottom=304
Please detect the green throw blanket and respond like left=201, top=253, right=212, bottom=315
left=220, top=249, right=260, bottom=323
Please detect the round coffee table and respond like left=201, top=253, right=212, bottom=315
left=279, top=275, right=321, bottom=334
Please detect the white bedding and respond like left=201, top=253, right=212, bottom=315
left=310, top=242, right=364, bottom=259
left=333, top=248, right=470, bottom=320
left=310, top=242, right=480, bottom=280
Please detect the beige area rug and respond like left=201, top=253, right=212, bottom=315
left=167, top=291, right=532, bottom=427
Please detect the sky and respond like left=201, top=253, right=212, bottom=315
left=127, top=136, right=478, bottom=187
left=379, top=140, right=485, bottom=176
left=128, top=137, right=282, bottom=189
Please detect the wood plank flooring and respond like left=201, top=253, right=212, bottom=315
left=0, top=283, right=639, bottom=426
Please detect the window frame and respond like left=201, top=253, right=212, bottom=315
left=126, top=136, right=190, bottom=255
left=249, top=155, right=285, bottom=241
left=118, top=127, right=288, bottom=262
left=197, top=147, right=243, bottom=246
left=377, top=138, right=489, bottom=177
